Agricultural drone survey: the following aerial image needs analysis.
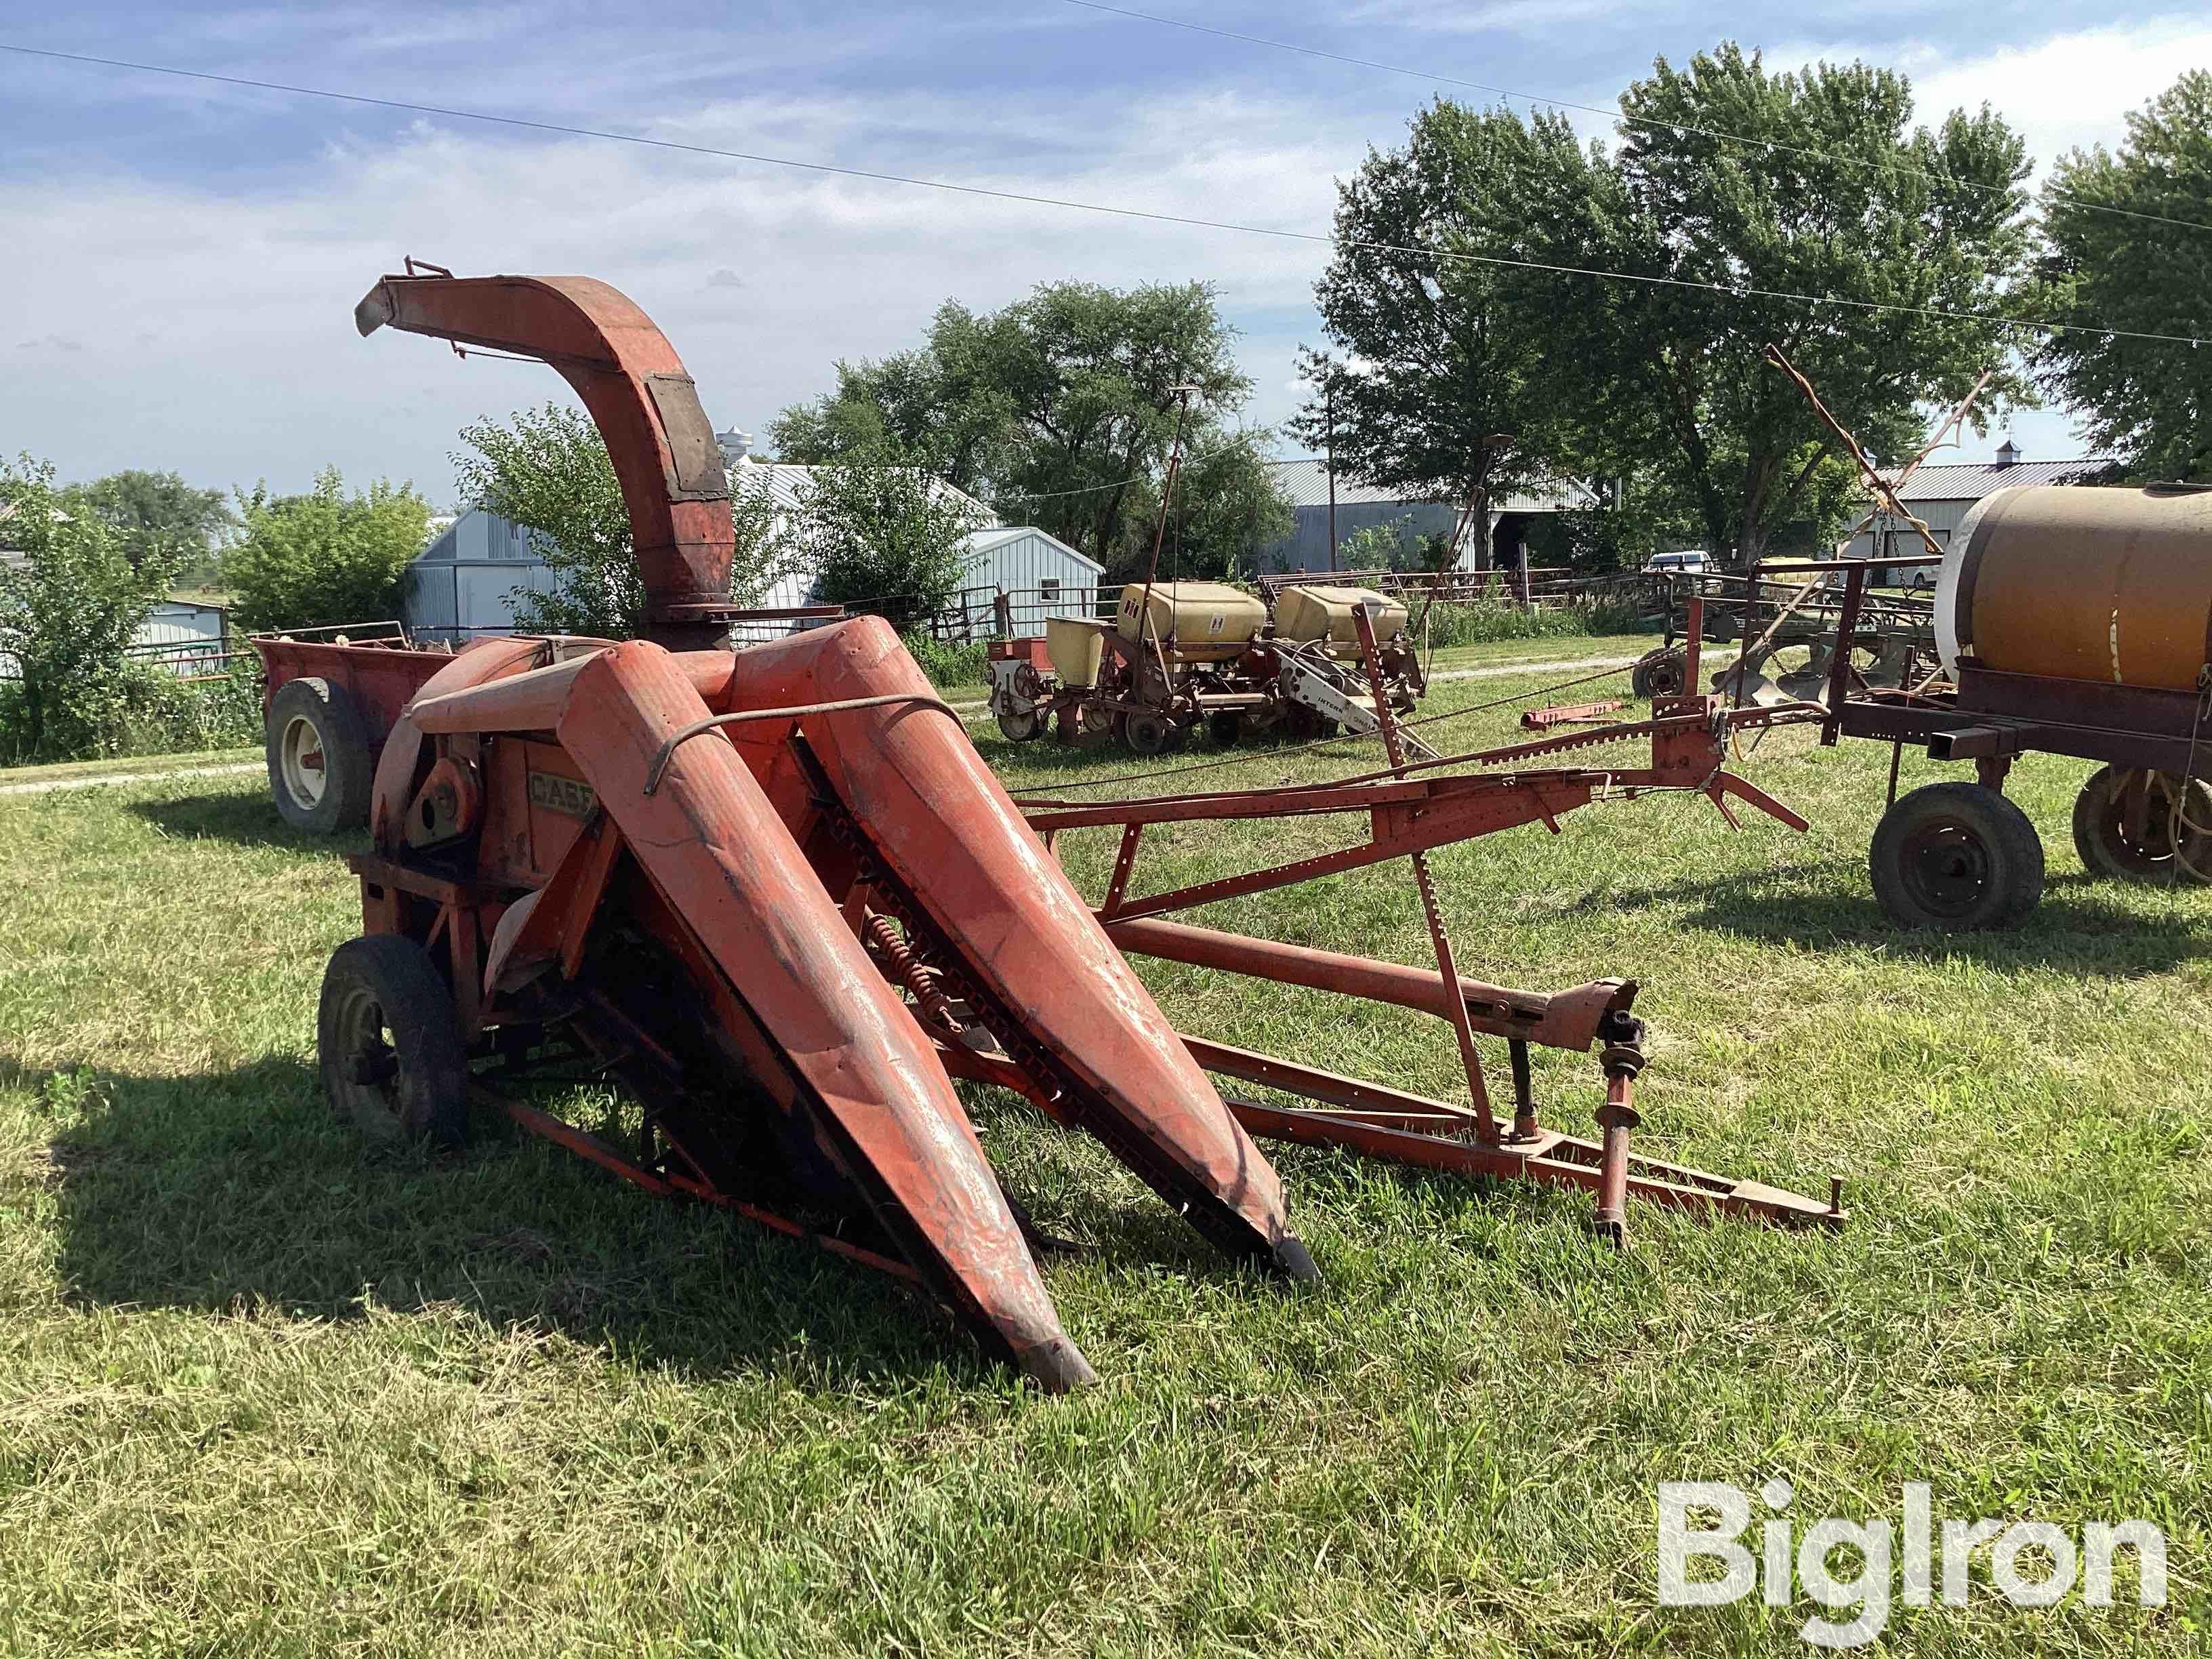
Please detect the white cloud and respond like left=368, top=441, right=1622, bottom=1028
left=6, top=14, right=2195, bottom=492
left=1772, top=14, right=2209, bottom=182
left=0, top=85, right=1364, bottom=498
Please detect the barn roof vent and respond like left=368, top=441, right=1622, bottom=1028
left=1995, top=438, right=2020, bottom=467
left=716, top=427, right=754, bottom=464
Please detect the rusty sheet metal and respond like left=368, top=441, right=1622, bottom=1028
left=356, top=271, right=735, bottom=647
left=411, top=636, right=1093, bottom=1391
left=702, top=620, right=1317, bottom=1284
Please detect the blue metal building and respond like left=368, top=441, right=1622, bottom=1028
left=401, top=510, right=562, bottom=643
left=1254, top=459, right=1598, bottom=576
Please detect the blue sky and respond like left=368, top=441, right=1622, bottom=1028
left=5, top=3, right=2207, bottom=505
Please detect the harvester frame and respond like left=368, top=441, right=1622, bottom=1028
left=312, top=265, right=1844, bottom=1394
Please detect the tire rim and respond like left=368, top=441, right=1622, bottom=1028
left=1900, top=818, right=1991, bottom=918
left=329, top=981, right=401, bottom=1125
left=1648, top=657, right=1685, bottom=697
left=281, top=713, right=329, bottom=806
left=2091, top=770, right=2179, bottom=874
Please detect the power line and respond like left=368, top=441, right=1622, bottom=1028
left=3, top=41, right=2205, bottom=347
left=997, top=476, right=1140, bottom=501
left=1055, top=0, right=2212, bottom=240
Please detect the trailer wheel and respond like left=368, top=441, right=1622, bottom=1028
left=1206, top=711, right=1246, bottom=747
left=319, top=935, right=468, bottom=1147
left=1631, top=647, right=1688, bottom=700
left=1870, top=782, right=2045, bottom=931
left=2070, top=766, right=2212, bottom=884
left=267, top=677, right=373, bottom=834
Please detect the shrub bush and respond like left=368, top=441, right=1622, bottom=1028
left=899, top=632, right=989, bottom=688
left=1418, top=596, right=1653, bottom=649
left=224, top=469, right=431, bottom=635
left=0, top=661, right=261, bottom=767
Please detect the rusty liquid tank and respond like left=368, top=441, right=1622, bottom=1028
left=1936, top=485, right=2212, bottom=690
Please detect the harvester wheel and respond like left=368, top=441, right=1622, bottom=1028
left=2070, top=766, right=2212, bottom=885
left=1631, top=647, right=1687, bottom=700
left=995, top=708, right=1045, bottom=743
left=1870, top=781, right=2044, bottom=931
left=267, top=677, right=373, bottom=834
left=1206, top=710, right=1246, bottom=747
left=319, top=935, right=469, bottom=1147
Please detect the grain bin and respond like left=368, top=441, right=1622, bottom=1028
left=1935, top=485, right=2212, bottom=690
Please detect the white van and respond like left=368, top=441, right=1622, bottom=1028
left=1642, top=550, right=1710, bottom=574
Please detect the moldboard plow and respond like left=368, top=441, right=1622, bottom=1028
left=324, top=266, right=1842, bottom=1394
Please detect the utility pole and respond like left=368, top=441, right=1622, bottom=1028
left=1324, top=371, right=1338, bottom=573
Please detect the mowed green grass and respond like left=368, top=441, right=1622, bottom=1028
left=1, top=639, right=2207, bottom=1656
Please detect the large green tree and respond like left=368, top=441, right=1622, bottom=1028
left=771, top=281, right=1290, bottom=579
left=1513, top=47, right=2033, bottom=565
left=453, top=403, right=787, bottom=638
left=224, top=468, right=432, bottom=634
left=2029, top=70, right=2212, bottom=480
left=1293, top=104, right=1581, bottom=566
left=60, top=469, right=232, bottom=584
left=791, top=441, right=989, bottom=630
left=0, top=455, right=181, bottom=760
left=1322, top=49, right=2032, bottom=569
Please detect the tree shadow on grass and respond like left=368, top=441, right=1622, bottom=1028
left=1559, top=856, right=2212, bottom=975
left=9, top=1051, right=1010, bottom=1394
left=127, top=791, right=359, bottom=855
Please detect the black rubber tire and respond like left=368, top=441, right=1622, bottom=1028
left=2070, top=766, right=2212, bottom=884
left=1206, top=710, right=1246, bottom=748
left=1120, top=710, right=1177, bottom=757
left=1870, top=781, right=2045, bottom=931
left=1631, top=647, right=1688, bottom=701
left=318, top=935, right=469, bottom=1147
left=266, top=677, right=373, bottom=834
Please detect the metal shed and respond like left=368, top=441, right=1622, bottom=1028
left=398, top=465, right=1092, bottom=641
left=1842, top=451, right=2114, bottom=585
left=1255, top=459, right=1597, bottom=576
left=955, top=526, right=1103, bottom=613
left=402, top=509, right=562, bottom=643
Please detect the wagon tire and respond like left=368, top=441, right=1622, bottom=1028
left=267, top=677, right=373, bottom=834
left=1631, top=647, right=1687, bottom=701
left=1870, top=781, right=2044, bottom=931
left=2070, top=765, right=2212, bottom=885
left=319, top=935, right=469, bottom=1148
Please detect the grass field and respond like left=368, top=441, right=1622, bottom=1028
left=1, top=635, right=2206, bottom=1656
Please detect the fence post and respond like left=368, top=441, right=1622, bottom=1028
left=994, top=589, right=1012, bottom=639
